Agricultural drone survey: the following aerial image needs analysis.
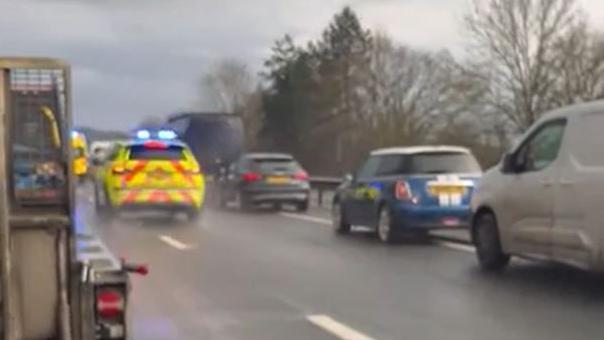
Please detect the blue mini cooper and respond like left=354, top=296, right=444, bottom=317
left=332, top=146, right=482, bottom=243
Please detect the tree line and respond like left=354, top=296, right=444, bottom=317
left=199, top=0, right=604, bottom=176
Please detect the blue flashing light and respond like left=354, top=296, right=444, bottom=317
left=71, top=131, right=79, bottom=138
left=158, top=130, right=177, bottom=140
left=136, top=130, right=151, bottom=139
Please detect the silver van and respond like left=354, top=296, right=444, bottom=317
left=471, top=101, right=604, bottom=272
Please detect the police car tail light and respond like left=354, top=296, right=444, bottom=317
left=143, top=140, right=168, bottom=149
left=395, top=180, right=412, bottom=201
left=96, top=288, right=125, bottom=319
left=188, top=164, right=202, bottom=174
left=242, top=172, right=262, bottom=182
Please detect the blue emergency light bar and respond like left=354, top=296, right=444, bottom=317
left=136, top=130, right=151, bottom=139
left=157, top=130, right=177, bottom=140
left=134, top=129, right=177, bottom=140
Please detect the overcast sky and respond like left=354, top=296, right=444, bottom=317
left=1, top=0, right=603, bottom=130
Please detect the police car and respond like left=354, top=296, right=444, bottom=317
left=94, top=129, right=205, bottom=221
left=332, top=146, right=482, bottom=243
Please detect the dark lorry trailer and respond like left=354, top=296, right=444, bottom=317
left=163, top=112, right=245, bottom=177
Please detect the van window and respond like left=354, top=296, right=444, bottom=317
left=515, top=120, right=566, bottom=172
left=572, top=113, right=604, bottom=167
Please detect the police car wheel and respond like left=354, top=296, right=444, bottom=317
left=377, top=207, right=399, bottom=244
left=186, top=210, right=201, bottom=222
left=474, top=213, right=510, bottom=272
left=332, top=201, right=351, bottom=234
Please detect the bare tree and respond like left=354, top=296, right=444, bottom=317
left=364, top=33, right=481, bottom=148
left=199, top=59, right=255, bottom=113
left=550, top=22, right=604, bottom=105
left=239, top=87, right=264, bottom=149
left=198, top=58, right=263, bottom=147
left=137, top=115, right=164, bottom=129
left=465, top=0, right=581, bottom=131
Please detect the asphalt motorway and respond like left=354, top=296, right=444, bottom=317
left=77, top=186, right=604, bottom=340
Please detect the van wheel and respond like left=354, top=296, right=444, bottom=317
left=332, top=201, right=351, bottom=234
left=377, top=207, right=400, bottom=244
left=474, top=212, right=510, bottom=272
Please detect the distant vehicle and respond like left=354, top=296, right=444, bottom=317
left=471, top=101, right=604, bottom=272
left=93, top=129, right=205, bottom=221
left=164, top=112, right=244, bottom=177
left=90, top=140, right=120, bottom=166
left=333, top=146, right=482, bottom=243
left=219, top=153, right=310, bottom=211
left=71, top=131, right=88, bottom=180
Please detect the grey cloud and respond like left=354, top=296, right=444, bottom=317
left=1, top=0, right=469, bottom=129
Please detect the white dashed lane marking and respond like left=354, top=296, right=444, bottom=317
left=280, top=212, right=476, bottom=253
left=307, top=314, right=376, bottom=340
left=435, top=240, right=475, bottom=253
left=279, top=212, right=332, bottom=226
left=158, top=235, right=193, bottom=250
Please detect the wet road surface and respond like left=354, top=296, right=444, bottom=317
left=78, top=186, right=604, bottom=340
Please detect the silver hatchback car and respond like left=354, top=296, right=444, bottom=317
left=471, top=101, right=604, bottom=272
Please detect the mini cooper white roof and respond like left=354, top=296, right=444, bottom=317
left=371, top=145, right=472, bottom=156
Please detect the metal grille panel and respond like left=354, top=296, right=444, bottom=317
left=9, top=68, right=68, bottom=206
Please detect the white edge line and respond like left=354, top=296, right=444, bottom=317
left=280, top=212, right=476, bottom=254
left=436, top=240, right=475, bottom=253
left=279, top=212, right=331, bottom=226
left=307, top=314, right=376, bottom=340
left=158, top=235, right=192, bottom=250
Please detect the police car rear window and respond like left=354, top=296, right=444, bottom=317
left=128, top=145, right=185, bottom=160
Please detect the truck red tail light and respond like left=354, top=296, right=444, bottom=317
left=96, top=289, right=125, bottom=319
left=293, top=170, right=309, bottom=181
left=394, top=181, right=412, bottom=201
left=241, top=172, right=262, bottom=182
